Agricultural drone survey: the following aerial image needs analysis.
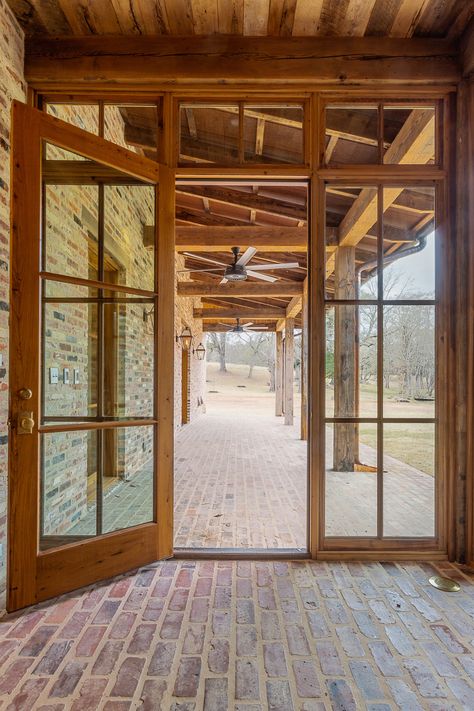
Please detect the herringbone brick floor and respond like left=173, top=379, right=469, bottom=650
left=1, top=559, right=474, bottom=709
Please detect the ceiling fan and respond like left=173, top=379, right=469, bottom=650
left=179, top=246, right=300, bottom=283
left=219, top=318, right=268, bottom=333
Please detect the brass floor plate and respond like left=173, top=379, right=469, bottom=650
left=429, top=575, right=461, bottom=592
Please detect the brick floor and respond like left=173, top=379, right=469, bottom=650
left=174, top=400, right=434, bottom=548
left=1, top=559, right=474, bottom=709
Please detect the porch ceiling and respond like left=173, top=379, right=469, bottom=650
left=7, top=0, right=473, bottom=39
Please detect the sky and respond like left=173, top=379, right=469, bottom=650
left=363, top=231, right=435, bottom=299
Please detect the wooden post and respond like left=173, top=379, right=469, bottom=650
left=275, top=330, right=283, bottom=417
left=284, top=317, right=295, bottom=426
left=301, top=281, right=308, bottom=440
left=333, top=246, right=357, bottom=471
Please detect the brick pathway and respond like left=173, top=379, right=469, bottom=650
left=1, top=559, right=474, bottom=709
left=174, top=401, right=434, bottom=548
left=174, top=402, right=307, bottom=549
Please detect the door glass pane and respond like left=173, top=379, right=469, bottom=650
left=43, top=301, right=98, bottom=420
left=104, top=184, right=155, bottom=292
left=383, top=187, right=435, bottom=300
left=102, top=425, right=155, bottom=533
left=383, top=305, right=435, bottom=418
left=326, top=305, right=378, bottom=419
left=43, top=183, right=99, bottom=280
left=41, top=430, right=97, bottom=549
left=383, top=106, right=436, bottom=165
left=243, top=105, right=304, bottom=163
left=325, top=423, right=377, bottom=536
left=383, top=423, right=435, bottom=537
left=179, top=104, right=240, bottom=164
left=325, top=186, right=379, bottom=300
left=103, top=302, right=155, bottom=419
left=46, top=103, right=99, bottom=134
left=325, top=105, right=379, bottom=165
left=104, top=105, right=159, bottom=161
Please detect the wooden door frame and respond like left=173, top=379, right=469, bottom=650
left=8, top=102, right=175, bottom=610
left=27, top=86, right=457, bottom=563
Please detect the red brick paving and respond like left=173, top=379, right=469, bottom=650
left=1, top=560, right=474, bottom=709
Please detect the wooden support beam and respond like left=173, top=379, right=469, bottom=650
left=275, top=330, right=283, bottom=417
left=333, top=247, right=357, bottom=471
left=174, top=225, right=308, bottom=252
left=276, top=278, right=307, bottom=330
left=326, top=109, right=435, bottom=280
left=178, top=281, right=304, bottom=297
left=284, top=317, right=295, bottom=426
left=301, top=280, right=308, bottom=441
left=25, top=37, right=459, bottom=86
left=194, top=307, right=285, bottom=320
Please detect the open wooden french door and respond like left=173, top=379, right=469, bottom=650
left=8, top=101, right=174, bottom=611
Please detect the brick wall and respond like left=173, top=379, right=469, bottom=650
left=0, top=0, right=25, bottom=597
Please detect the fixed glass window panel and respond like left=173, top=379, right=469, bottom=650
left=325, top=423, right=378, bottom=536
left=40, top=430, right=97, bottom=549
left=383, top=305, right=435, bottom=419
left=325, top=105, right=379, bottom=165
left=243, top=105, right=304, bottom=163
left=383, top=423, right=435, bottom=537
left=325, top=186, right=379, bottom=300
left=103, top=184, right=155, bottom=292
left=43, top=182, right=99, bottom=280
left=382, top=187, right=435, bottom=300
left=383, top=106, right=436, bottom=165
left=104, top=105, right=159, bottom=161
left=325, top=305, right=377, bottom=419
left=42, top=301, right=98, bottom=420
left=179, top=104, right=240, bottom=165
left=102, top=425, right=155, bottom=533
left=46, top=103, right=99, bottom=135
left=103, top=302, right=155, bottom=419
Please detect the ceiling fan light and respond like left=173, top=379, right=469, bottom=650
left=224, top=264, right=247, bottom=281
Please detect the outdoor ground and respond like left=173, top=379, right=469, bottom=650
left=173, top=362, right=435, bottom=548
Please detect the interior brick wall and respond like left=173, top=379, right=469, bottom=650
left=0, top=0, right=25, bottom=599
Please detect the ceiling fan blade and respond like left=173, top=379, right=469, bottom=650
left=241, top=322, right=253, bottom=328
left=220, top=277, right=229, bottom=284
left=236, top=247, right=257, bottom=266
left=246, top=270, right=277, bottom=283
left=182, top=252, right=227, bottom=267
left=246, top=262, right=300, bottom=271
left=245, top=326, right=269, bottom=330
left=218, top=322, right=232, bottom=328
left=177, top=267, right=225, bottom=274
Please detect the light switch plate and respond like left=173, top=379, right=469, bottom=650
left=63, top=368, right=70, bottom=384
left=73, top=369, right=80, bottom=384
left=49, top=367, right=59, bottom=384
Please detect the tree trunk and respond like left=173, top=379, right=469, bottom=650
left=218, top=332, right=227, bottom=372
left=248, top=364, right=254, bottom=378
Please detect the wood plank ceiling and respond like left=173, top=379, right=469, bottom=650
left=8, top=0, right=474, bottom=39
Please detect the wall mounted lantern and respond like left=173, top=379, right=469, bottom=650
left=193, top=342, right=206, bottom=360
left=176, top=326, right=193, bottom=351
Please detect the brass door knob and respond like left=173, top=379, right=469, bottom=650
left=18, top=388, right=33, bottom=400
left=18, top=412, right=35, bottom=434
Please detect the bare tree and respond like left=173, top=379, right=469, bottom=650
left=206, top=332, right=228, bottom=372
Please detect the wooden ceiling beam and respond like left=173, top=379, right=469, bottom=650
left=332, top=110, right=435, bottom=263
left=25, top=36, right=459, bottom=86
left=177, top=185, right=307, bottom=221
left=175, top=225, right=308, bottom=252
left=195, top=307, right=286, bottom=320
left=178, top=281, right=304, bottom=297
